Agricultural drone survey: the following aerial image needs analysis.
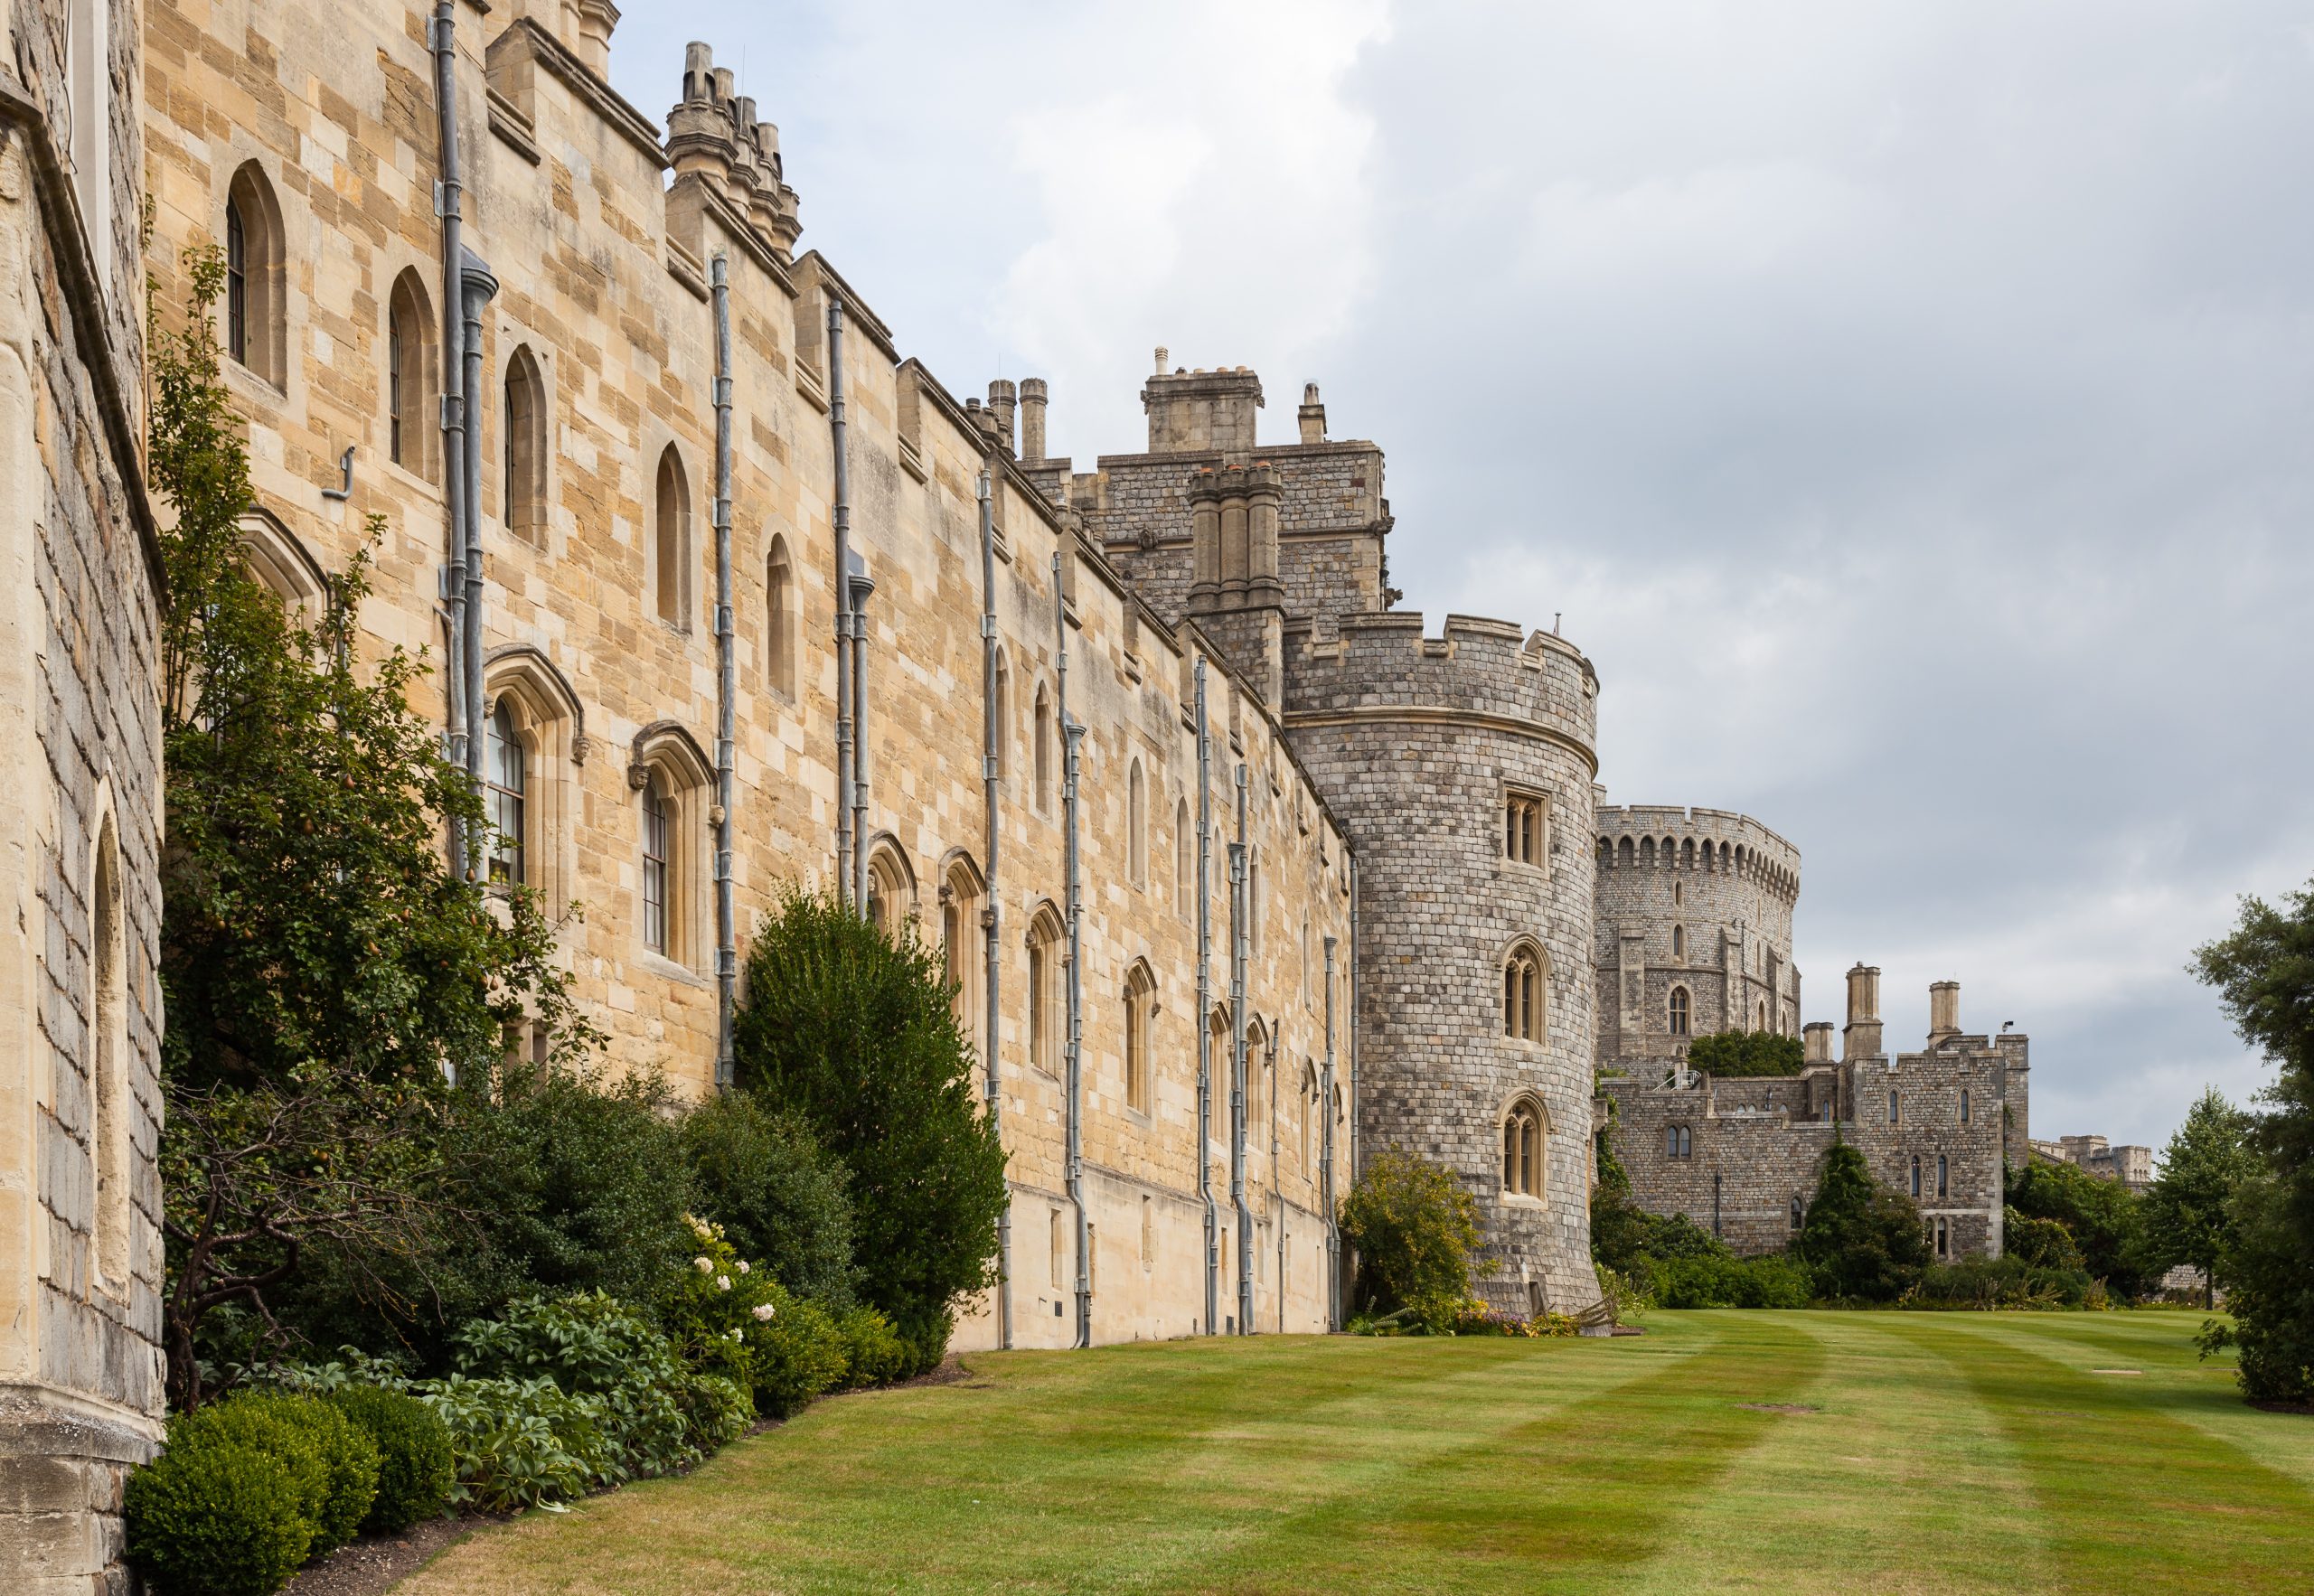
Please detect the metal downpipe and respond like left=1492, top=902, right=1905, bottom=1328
left=1194, top=659, right=1215, bottom=1336
left=1230, top=764, right=1252, bottom=1334
left=1058, top=553, right=1088, bottom=1347
left=429, top=2, right=467, bottom=871
left=710, top=257, right=737, bottom=1088
left=1322, top=934, right=1340, bottom=1330
left=978, top=468, right=1010, bottom=1348
left=1271, top=1026, right=1284, bottom=1333
left=848, top=554, right=873, bottom=918
left=827, top=302, right=852, bottom=907
left=458, top=249, right=496, bottom=802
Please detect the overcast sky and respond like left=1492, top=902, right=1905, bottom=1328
left=611, top=4, right=2314, bottom=1151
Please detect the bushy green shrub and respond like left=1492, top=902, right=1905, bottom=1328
left=1797, top=1141, right=1929, bottom=1302
left=681, top=1090, right=858, bottom=1307
left=658, top=1214, right=790, bottom=1411
left=1340, top=1149, right=1489, bottom=1332
left=750, top=1284, right=851, bottom=1416
left=1684, top=1030, right=1808, bottom=1078
left=174, top=1391, right=378, bottom=1555
left=325, top=1385, right=454, bottom=1533
left=2008, top=1154, right=2154, bottom=1298
left=2003, top=1206, right=2087, bottom=1272
left=732, top=890, right=1010, bottom=1370
left=416, top=1373, right=608, bottom=1511
left=1644, top=1252, right=1812, bottom=1309
left=1907, top=1254, right=2093, bottom=1310
left=447, top=1293, right=696, bottom=1478
left=126, top=1423, right=314, bottom=1596
left=835, top=1305, right=911, bottom=1390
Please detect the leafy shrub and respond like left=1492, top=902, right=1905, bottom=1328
left=681, top=1090, right=858, bottom=1307
left=448, top=1293, right=696, bottom=1476
left=1684, top=1030, right=1807, bottom=1078
left=2008, top=1154, right=2154, bottom=1298
left=1796, top=1141, right=1929, bottom=1302
left=1340, top=1149, right=1488, bottom=1332
left=732, top=891, right=1010, bottom=1371
left=416, top=1373, right=607, bottom=1511
left=1906, top=1254, right=2093, bottom=1310
left=658, top=1214, right=789, bottom=1408
left=671, top=1367, right=755, bottom=1451
left=126, top=1424, right=314, bottom=1596
left=1594, top=1263, right=1652, bottom=1320
left=325, top=1385, right=454, bottom=1533
left=1644, top=1253, right=1813, bottom=1310
left=835, top=1305, right=911, bottom=1390
left=174, top=1390, right=378, bottom=1556
left=751, top=1284, right=851, bottom=1416
left=2003, top=1206, right=2086, bottom=1272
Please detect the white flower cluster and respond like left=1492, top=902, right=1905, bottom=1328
left=751, top=1302, right=776, bottom=1322
left=693, top=1256, right=714, bottom=1274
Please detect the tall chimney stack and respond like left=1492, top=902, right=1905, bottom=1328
left=1019, top=378, right=1049, bottom=461
left=1803, top=1021, right=1833, bottom=1065
left=1841, top=962, right=1883, bottom=1061
left=1928, top=981, right=1961, bottom=1044
left=987, top=380, right=1017, bottom=457
left=1297, top=382, right=1327, bottom=445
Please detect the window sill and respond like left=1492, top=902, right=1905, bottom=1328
left=639, top=952, right=711, bottom=989
left=1499, top=1192, right=1547, bottom=1211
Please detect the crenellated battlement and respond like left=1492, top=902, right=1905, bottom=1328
left=1595, top=803, right=1799, bottom=904
left=663, top=42, right=802, bottom=264
left=1281, top=611, right=1598, bottom=769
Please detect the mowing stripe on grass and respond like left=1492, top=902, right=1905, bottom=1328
left=1608, top=1311, right=2055, bottom=1596
left=1886, top=1315, right=2314, bottom=1593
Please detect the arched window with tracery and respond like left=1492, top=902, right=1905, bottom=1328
left=484, top=698, right=526, bottom=887
left=631, top=723, right=711, bottom=968
left=1124, top=961, right=1155, bottom=1114
left=1027, top=906, right=1064, bottom=1075
left=1669, top=985, right=1690, bottom=1037
left=224, top=163, right=286, bottom=384
left=941, top=856, right=982, bottom=1027
left=866, top=841, right=914, bottom=936
left=641, top=774, right=670, bottom=954
left=1502, top=1096, right=1547, bottom=1200
left=1503, top=941, right=1547, bottom=1043
left=1127, top=758, right=1147, bottom=887
left=765, top=534, right=796, bottom=699
left=503, top=344, right=546, bottom=540
left=385, top=270, right=440, bottom=483
left=654, top=446, right=691, bottom=629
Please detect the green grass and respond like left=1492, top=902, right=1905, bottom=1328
left=398, top=1312, right=2314, bottom=1594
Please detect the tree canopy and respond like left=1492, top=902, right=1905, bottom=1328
left=1686, top=1030, right=1808, bottom=1078
left=2144, top=1087, right=2260, bottom=1310
left=1794, top=1141, right=1928, bottom=1301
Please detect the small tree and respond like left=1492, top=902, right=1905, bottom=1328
left=680, top=1089, right=858, bottom=1307
left=1685, top=1030, right=1807, bottom=1078
left=731, top=891, right=1008, bottom=1371
left=1795, top=1141, right=1927, bottom=1302
left=2007, top=1155, right=2152, bottom=1298
left=1340, top=1150, right=1488, bottom=1330
left=2193, top=883, right=2314, bottom=1406
left=2144, top=1087, right=2261, bottom=1310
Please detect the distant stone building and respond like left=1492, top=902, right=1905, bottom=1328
left=1599, top=970, right=2029, bottom=1262
left=1, top=0, right=169, bottom=1586
left=2030, top=1134, right=2153, bottom=1194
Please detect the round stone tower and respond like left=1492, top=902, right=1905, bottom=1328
left=1283, top=612, right=1602, bottom=1318
left=1591, top=806, right=1800, bottom=1065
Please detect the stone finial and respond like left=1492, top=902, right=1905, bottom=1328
left=575, top=0, right=621, bottom=77
left=987, top=380, right=1018, bottom=457
left=1297, top=381, right=1327, bottom=445
left=667, top=42, right=738, bottom=191
left=1019, top=378, right=1049, bottom=460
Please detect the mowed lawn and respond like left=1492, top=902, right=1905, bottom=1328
left=396, top=1311, right=2314, bottom=1595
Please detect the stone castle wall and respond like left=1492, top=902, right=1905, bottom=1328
left=2, top=1, right=169, bottom=1587
left=1593, top=804, right=1801, bottom=1060
left=141, top=0, right=1352, bottom=1350
left=1283, top=614, right=1604, bottom=1315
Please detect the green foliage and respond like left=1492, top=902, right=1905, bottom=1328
left=1685, top=1030, right=1808, bottom=1078
left=1796, top=1141, right=1930, bottom=1302
left=414, top=1374, right=608, bottom=1512
left=181, top=1391, right=377, bottom=1555
left=324, top=1385, right=454, bottom=1534
left=1340, top=1150, right=1488, bottom=1332
left=732, top=890, right=1010, bottom=1371
left=835, top=1305, right=912, bottom=1391
left=125, top=1424, right=314, bottom=1596
left=680, top=1088, right=858, bottom=1308
left=657, top=1212, right=823, bottom=1415
left=750, top=1285, right=851, bottom=1416
left=2002, top=1206, right=2087, bottom=1272
left=2007, top=1156, right=2153, bottom=1298
left=1905, top=1254, right=2094, bottom=1310
left=448, top=1293, right=697, bottom=1473
left=2144, top=1086, right=2262, bottom=1309
left=149, top=245, right=595, bottom=1408
left=1649, top=1253, right=1813, bottom=1309
left=1594, top=1263, right=1653, bottom=1320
